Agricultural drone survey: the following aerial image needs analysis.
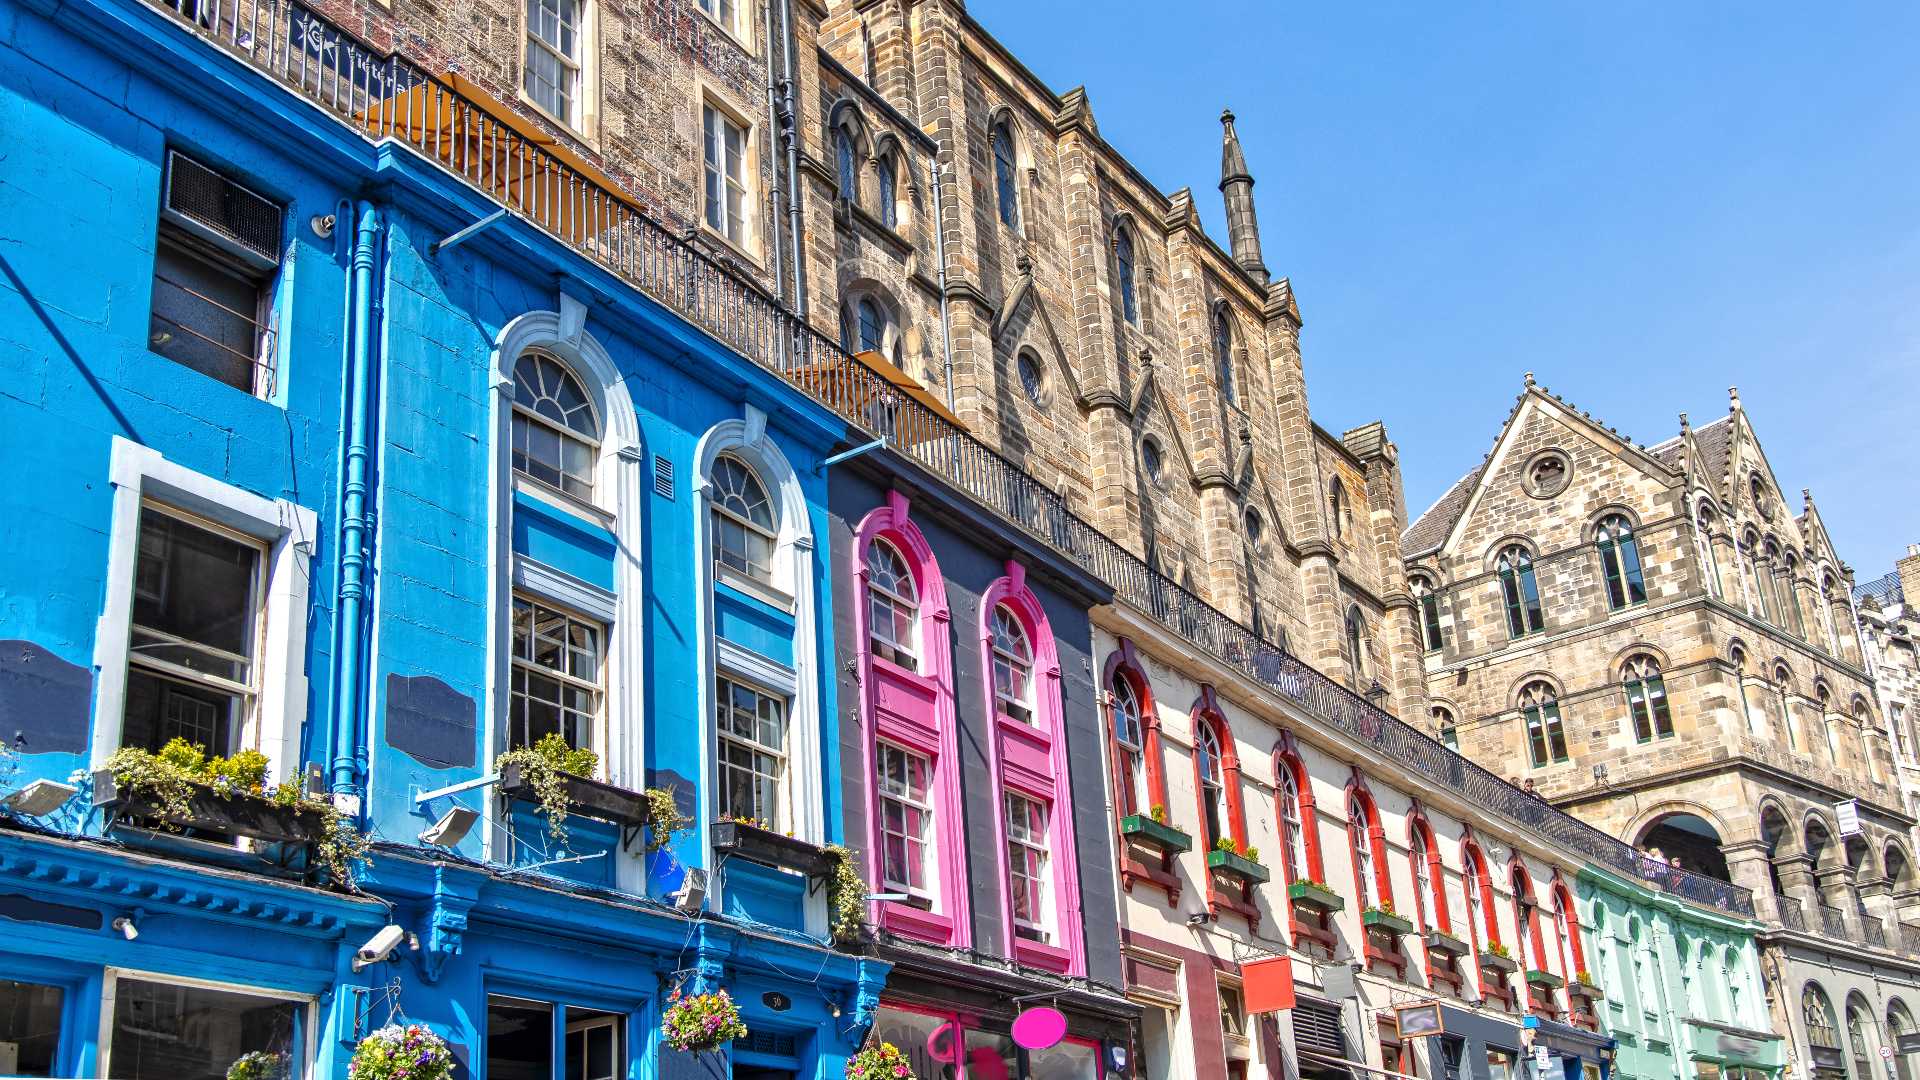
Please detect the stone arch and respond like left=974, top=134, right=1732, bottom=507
left=1608, top=640, right=1674, bottom=673
left=1631, top=806, right=1733, bottom=882
left=1804, top=810, right=1842, bottom=871
left=1886, top=841, right=1916, bottom=894
left=1507, top=669, right=1565, bottom=707
left=1759, top=798, right=1799, bottom=858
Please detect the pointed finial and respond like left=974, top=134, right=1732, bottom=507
left=1221, top=108, right=1236, bottom=130
left=1728, top=386, right=1742, bottom=410
left=1678, top=411, right=1690, bottom=432
left=1524, top=371, right=1535, bottom=387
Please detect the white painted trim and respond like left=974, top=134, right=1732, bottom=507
left=716, top=638, right=799, bottom=697
left=491, top=305, right=647, bottom=891
left=514, top=557, right=619, bottom=624
left=692, top=411, right=824, bottom=855
left=92, top=437, right=317, bottom=785
left=98, top=966, right=316, bottom=1080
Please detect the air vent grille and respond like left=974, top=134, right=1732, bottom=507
left=1290, top=998, right=1345, bottom=1057
left=653, top=455, right=674, bottom=499
left=738, top=1030, right=796, bottom=1057
left=164, top=150, right=284, bottom=264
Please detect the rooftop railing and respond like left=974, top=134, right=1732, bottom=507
left=142, top=0, right=1755, bottom=917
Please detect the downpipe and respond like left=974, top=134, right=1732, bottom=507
left=330, top=200, right=383, bottom=806
left=776, top=0, right=807, bottom=317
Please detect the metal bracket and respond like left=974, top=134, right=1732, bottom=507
left=431, top=209, right=508, bottom=255
left=414, top=774, right=499, bottom=805
left=818, top=437, right=887, bottom=471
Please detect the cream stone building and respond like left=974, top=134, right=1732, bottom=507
left=1858, top=550, right=1920, bottom=821
left=1404, top=380, right=1920, bottom=1080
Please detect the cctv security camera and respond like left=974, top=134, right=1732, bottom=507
left=112, top=915, right=139, bottom=941
left=353, top=924, right=407, bottom=971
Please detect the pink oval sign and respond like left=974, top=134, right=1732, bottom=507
left=1011, top=1006, right=1068, bottom=1051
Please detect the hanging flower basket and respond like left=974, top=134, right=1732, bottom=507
left=847, top=1040, right=918, bottom=1080
left=226, top=1051, right=290, bottom=1080
left=661, top=989, right=748, bottom=1054
left=347, top=1024, right=455, bottom=1080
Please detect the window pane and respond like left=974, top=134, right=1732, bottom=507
left=132, top=507, right=259, bottom=681
left=122, top=667, right=243, bottom=757
left=150, top=233, right=264, bottom=392
left=486, top=996, right=552, bottom=1080
left=966, top=1029, right=1019, bottom=1079
left=872, top=1009, right=949, bottom=1080
left=565, top=1009, right=622, bottom=1080
left=0, top=979, right=64, bottom=1077
left=1029, top=1039, right=1100, bottom=1080
left=108, top=978, right=297, bottom=1080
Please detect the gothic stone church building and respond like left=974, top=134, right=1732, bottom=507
left=1402, top=377, right=1920, bottom=1078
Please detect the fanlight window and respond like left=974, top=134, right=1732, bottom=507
left=512, top=351, right=600, bottom=499
left=991, top=605, right=1035, bottom=726
left=710, top=455, right=777, bottom=585
left=1196, top=721, right=1225, bottom=849
left=865, top=539, right=918, bottom=670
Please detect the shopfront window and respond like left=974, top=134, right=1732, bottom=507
left=1027, top=1039, right=1099, bottom=1080
left=486, top=994, right=626, bottom=1080
left=872, top=1004, right=1094, bottom=1080
left=966, top=1028, right=1019, bottom=1080
left=0, top=979, right=65, bottom=1077
left=1487, top=1048, right=1518, bottom=1080
left=105, top=976, right=301, bottom=1080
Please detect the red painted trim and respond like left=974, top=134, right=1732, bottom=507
left=1406, top=800, right=1451, bottom=934
left=1508, top=857, right=1549, bottom=976
left=1344, top=769, right=1393, bottom=912
left=1103, top=641, right=1182, bottom=901
left=1194, top=687, right=1258, bottom=927
left=851, top=493, right=971, bottom=949
left=1550, top=874, right=1587, bottom=976
left=1273, top=730, right=1325, bottom=881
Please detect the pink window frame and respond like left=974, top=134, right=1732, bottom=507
left=873, top=1001, right=1097, bottom=1079
left=979, top=560, right=1086, bottom=976
left=852, top=491, right=971, bottom=947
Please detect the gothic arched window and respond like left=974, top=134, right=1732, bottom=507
left=1520, top=681, right=1568, bottom=767
left=1623, top=655, right=1673, bottom=742
left=835, top=125, right=859, bottom=204
left=991, top=119, right=1019, bottom=228
left=1498, top=545, right=1545, bottom=638
left=1595, top=515, right=1647, bottom=609
left=1212, top=305, right=1236, bottom=405
left=1115, top=226, right=1138, bottom=325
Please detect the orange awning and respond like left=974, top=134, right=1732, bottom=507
left=357, top=72, right=644, bottom=243
left=789, top=350, right=968, bottom=445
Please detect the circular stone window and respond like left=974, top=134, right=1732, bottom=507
left=1244, top=507, right=1265, bottom=548
left=1751, top=473, right=1773, bottom=520
left=1523, top=450, right=1572, bottom=499
left=1016, top=351, right=1047, bottom=405
left=1140, top=436, right=1165, bottom=487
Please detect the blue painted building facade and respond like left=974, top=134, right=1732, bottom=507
left=0, top=0, right=884, bottom=1073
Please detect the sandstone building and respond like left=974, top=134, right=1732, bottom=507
left=1858, top=549, right=1920, bottom=820
left=1403, top=379, right=1920, bottom=1079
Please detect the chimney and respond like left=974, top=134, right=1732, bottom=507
left=1219, top=109, right=1268, bottom=286
left=1899, top=544, right=1920, bottom=609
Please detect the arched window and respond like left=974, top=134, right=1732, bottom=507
left=1782, top=551, right=1806, bottom=636
left=1344, top=605, right=1369, bottom=683
left=1805, top=984, right=1842, bottom=1054
left=1463, top=842, right=1495, bottom=949
left=1850, top=996, right=1881, bottom=1080
left=1347, top=790, right=1382, bottom=910
left=1498, top=546, right=1545, bottom=637
left=875, top=152, right=898, bottom=229
left=1520, top=681, right=1568, bottom=767
left=1623, top=655, right=1673, bottom=742
left=1279, top=764, right=1308, bottom=881
left=709, top=454, right=777, bottom=585
left=1410, top=819, right=1446, bottom=932
left=1775, top=663, right=1799, bottom=752
left=991, top=604, right=1035, bottom=726
left=991, top=118, right=1019, bottom=228
left=1110, top=670, right=1147, bottom=817
left=1510, top=866, right=1540, bottom=973
left=865, top=538, right=918, bottom=670
left=1596, top=515, right=1647, bottom=609
left=1889, top=1001, right=1917, bottom=1080
left=842, top=295, right=888, bottom=357
left=1196, top=720, right=1226, bottom=850
left=1212, top=305, right=1235, bottom=405
left=1731, top=643, right=1757, bottom=733
left=1821, top=573, right=1841, bottom=653
left=1412, top=574, right=1444, bottom=651
left=1433, top=705, right=1459, bottom=750
left=1742, top=531, right=1769, bottom=622
left=1695, top=501, right=1722, bottom=597
left=835, top=125, right=859, bottom=204
left=512, top=350, right=601, bottom=499
left=1550, top=882, right=1583, bottom=981
left=1115, top=226, right=1138, bottom=325
left=1762, top=539, right=1788, bottom=627
left=1329, top=478, right=1348, bottom=540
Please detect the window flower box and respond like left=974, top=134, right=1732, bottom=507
left=1424, top=928, right=1470, bottom=956
left=1207, top=849, right=1271, bottom=885
left=498, top=761, right=654, bottom=829
left=1287, top=880, right=1345, bottom=913
left=1568, top=976, right=1604, bottom=1000
left=1362, top=908, right=1414, bottom=935
left=93, top=768, right=325, bottom=846
left=1121, top=814, right=1193, bottom=854
left=1525, top=969, right=1565, bottom=990
left=1479, top=950, right=1520, bottom=975
left=712, top=819, right=832, bottom=877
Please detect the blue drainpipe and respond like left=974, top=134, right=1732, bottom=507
left=330, top=200, right=382, bottom=801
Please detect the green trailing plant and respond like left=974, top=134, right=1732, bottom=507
left=1243, top=846, right=1261, bottom=864
left=1486, top=941, right=1513, bottom=960
left=660, top=989, right=747, bottom=1053
left=1148, top=803, right=1168, bottom=825
left=226, top=1050, right=289, bottom=1080
left=846, top=1040, right=917, bottom=1080
left=102, top=739, right=369, bottom=888
left=823, top=843, right=868, bottom=945
left=643, top=787, right=690, bottom=853
left=347, top=1024, right=455, bottom=1080
left=1364, top=901, right=1397, bottom=917
left=496, top=734, right=601, bottom=845
left=1291, top=877, right=1322, bottom=889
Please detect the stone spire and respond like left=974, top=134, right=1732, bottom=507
left=1219, top=109, right=1269, bottom=286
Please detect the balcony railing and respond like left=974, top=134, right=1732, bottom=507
left=137, top=0, right=1757, bottom=916
left=1861, top=914, right=1887, bottom=948
left=1820, top=905, right=1848, bottom=938
left=1774, top=894, right=1805, bottom=931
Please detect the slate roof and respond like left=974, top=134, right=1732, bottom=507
left=1646, top=413, right=1733, bottom=488
left=1402, top=462, right=1486, bottom=559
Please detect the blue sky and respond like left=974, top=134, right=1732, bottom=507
left=968, top=0, right=1920, bottom=577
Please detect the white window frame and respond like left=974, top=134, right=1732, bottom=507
left=1005, top=791, right=1051, bottom=941
left=701, top=99, right=753, bottom=252
left=875, top=740, right=935, bottom=901
left=509, top=593, right=606, bottom=759
left=98, top=967, right=315, bottom=1080
left=519, top=0, right=595, bottom=134
left=865, top=537, right=919, bottom=669
left=693, top=0, right=744, bottom=41
left=1111, top=676, right=1148, bottom=814
left=714, top=670, right=790, bottom=831
left=93, top=438, right=315, bottom=785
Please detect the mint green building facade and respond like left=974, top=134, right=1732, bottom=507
left=1579, top=866, right=1787, bottom=1080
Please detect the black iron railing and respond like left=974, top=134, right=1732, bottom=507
left=1855, top=571, right=1905, bottom=611
left=1777, top=895, right=1807, bottom=932
left=141, top=0, right=1755, bottom=916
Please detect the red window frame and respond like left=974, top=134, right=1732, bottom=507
left=1193, top=687, right=1256, bottom=926
left=1105, top=639, right=1179, bottom=900
left=1348, top=771, right=1403, bottom=979
left=1461, top=831, right=1513, bottom=1011
left=1274, top=731, right=1330, bottom=955
left=1409, top=802, right=1461, bottom=996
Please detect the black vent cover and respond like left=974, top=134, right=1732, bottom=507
left=165, top=150, right=284, bottom=264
